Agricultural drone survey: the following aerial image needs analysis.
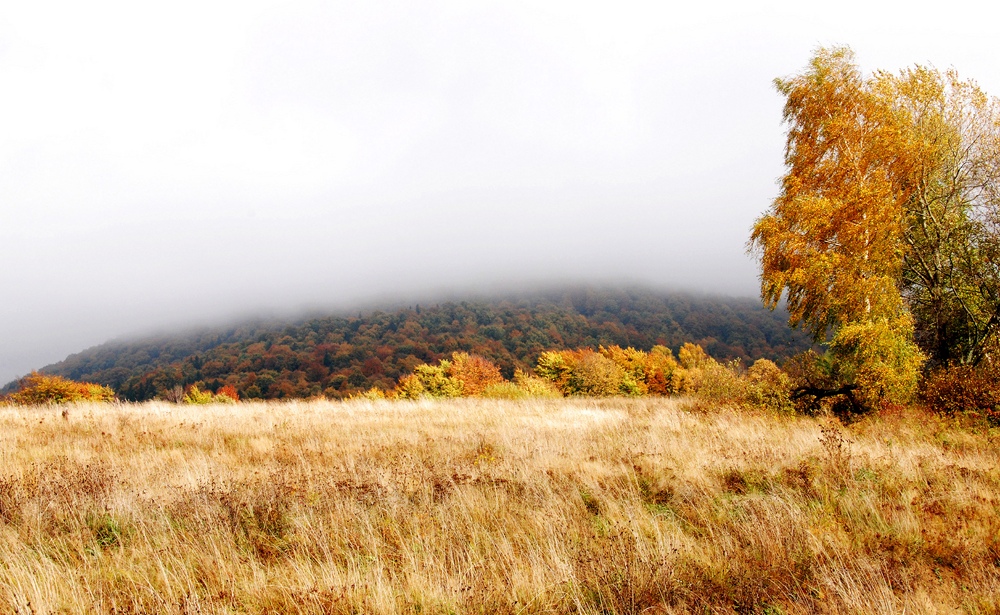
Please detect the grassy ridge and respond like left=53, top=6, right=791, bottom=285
left=1, top=399, right=998, bottom=613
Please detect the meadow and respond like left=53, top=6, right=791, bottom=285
left=0, top=398, right=998, bottom=614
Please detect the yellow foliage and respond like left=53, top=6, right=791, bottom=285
left=350, top=387, right=387, bottom=401
left=5, top=372, right=115, bottom=405
left=394, top=353, right=499, bottom=399
left=512, top=369, right=562, bottom=398
left=751, top=47, right=909, bottom=335
left=678, top=343, right=709, bottom=370
left=571, top=352, right=630, bottom=397
left=745, top=359, right=794, bottom=414
left=394, top=374, right=426, bottom=400
left=535, top=351, right=574, bottom=392
left=749, top=46, right=927, bottom=410
left=828, top=315, right=924, bottom=408
left=182, top=385, right=216, bottom=405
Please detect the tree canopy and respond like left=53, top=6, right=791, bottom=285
left=752, top=47, right=908, bottom=336
left=887, top=65, right=1000, bottom=365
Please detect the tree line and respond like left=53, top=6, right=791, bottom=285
left=20, top=288, right=810, bottom=401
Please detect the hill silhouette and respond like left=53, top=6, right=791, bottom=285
left=14, top=287, right=810, bottom=400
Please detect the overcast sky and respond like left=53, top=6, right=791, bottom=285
left=2, top=0, right=999, bottom=383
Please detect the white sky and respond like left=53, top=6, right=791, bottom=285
left=2, top=0, right=999, bottom=383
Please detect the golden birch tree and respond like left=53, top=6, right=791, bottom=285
left=750, top=47, right=924, bottom=411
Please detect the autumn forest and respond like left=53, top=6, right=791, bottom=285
left=9, top=288, right=810, bottom=401
left=3, top=46, right=1000, bottom=614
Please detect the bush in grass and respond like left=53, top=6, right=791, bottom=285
left=922, top=364, right=1000, bottom=425
left=536, top=349, right=631, bottom=397
left=178, top=384, right=242, bottom=404
left=481, top=370, right=562, bottom=399
left=182, top=385, right=215, bottom=405
left=571, top=352, right=631, bottom=397
left=690, top=359, right=748, bottom=405
left=394, top=352, right=505, bottom=399
left=5, top=372, right=115, bottom=405
left=394, top=360, right=463, bottom=399
left=745, top=359, right=794, bottom=413
left=598, top=345, right=689, bottom=396
left=600, top=346, right=650, bottom=395
left=449, top=352, right=505, bottom=396
left=645, top=345, right=683, bottom=395
left=418, top=362, right=464, bottom=398
left=393, top=374, right=426, bottom=399
left=535, top=351, right=575, bottom=393
left=537, top=344, right=729, bottom=398
left=216, top=385, right=240, bottom=403
left=513, top=369, right=562, bottom=398
left=678, top=343, right=710, bottom=369
left=350, top=387, right=387, bottom=401
left=670, top=343, right=716, bottom=394
left=394, top=343, right=799, bottom=405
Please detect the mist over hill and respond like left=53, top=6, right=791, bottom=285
left=9, top=287, right=811, bottom=400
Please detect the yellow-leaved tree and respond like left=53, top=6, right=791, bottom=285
left=749, top=47, right=925, bottom=413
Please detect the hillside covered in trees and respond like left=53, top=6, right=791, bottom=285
left=12, top=287, right=810, bottom=401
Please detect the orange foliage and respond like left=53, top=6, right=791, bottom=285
left=448, top=353, right=504, bottom=396
left=5, top=372, right=115, bottom=405
left=216, top=385, right=240, bottom=402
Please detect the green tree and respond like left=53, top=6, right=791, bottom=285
left=883, top=66, right=1000, bottom=365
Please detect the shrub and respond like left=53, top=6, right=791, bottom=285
left=393, top=353, right=505, bottom=399
left=479, top=370, right=561, bottom=399
left=679, top=354, right=793, bottom=411
left=571, top=353, right=630, bottom=397
left=745, top=359, right=794, bottom=413
left=690, top=359, right=747, bottom=405
left=5, top=372, right=115, bottom=405
left=394, top=360, right=464, bottom=399
left=922, top=364, right=1000, bottom=425
left=448, top=352, right=504, bottom=396
left=536, top=349, right=641, bottom=397
left=646, top=345, right=682, bottom=395
left=512, top=369, right=562, bottom=398
left=828, top=316, right=924, bottom=410
left=350, top=387, right=387, bottom=401
left=670, top=343, right=715, bottom=395
left=394, top=374, right=426, bottom=400
left=600, top=346, right=650, bottom=395
left=782, top=350, right=840, bottom=414
left=393, top=343, right=798, bottom=405
left=182, top=386, right=215, bottom=405
left=180, top=385, right=243, bottom=405
left=535, top=351, right=574, bottom=392
left=216, top=385, right=240, bottom=403
left=783, top=333, right=923, bottom=417
left=535, top=344, right=731, bottom=398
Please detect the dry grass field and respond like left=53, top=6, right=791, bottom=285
left=0, top=398, right=998, bottom=614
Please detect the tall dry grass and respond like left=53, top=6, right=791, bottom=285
left=0, top=398, right=998, bottom=614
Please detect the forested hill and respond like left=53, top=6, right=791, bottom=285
left=18, top=288, right=811, bottom=400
